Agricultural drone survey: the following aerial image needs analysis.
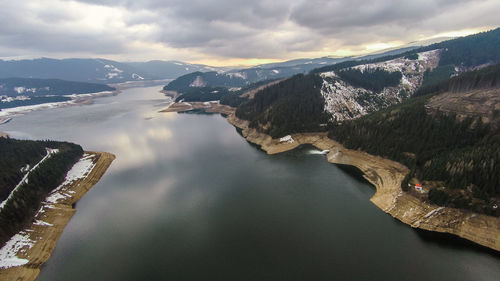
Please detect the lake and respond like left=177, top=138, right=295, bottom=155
left=1, top=86, right=499, bottom=281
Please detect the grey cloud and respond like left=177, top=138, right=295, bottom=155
left=1, top=0, right=499, bottom=61
left=289, top=0, right=473, bottom=34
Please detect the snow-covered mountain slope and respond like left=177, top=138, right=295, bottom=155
left=320, top=50, right=441, bottom=121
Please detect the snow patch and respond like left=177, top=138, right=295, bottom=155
left=320, top=49, right=441, bottom=121
left=279, top=135, right=294, bottom=143
left=1, top=95, right=31, bottom=103
left=424, top=207, right=444, bottom=219
left=33, top=220, right=53, bottom=227
left=227, top=72, right=247, bottom=80
left=132, top=73, right=144, bottom=80
left=45, top=154, right=96, bottom=204
left=104, top=64, right=123, bottom=79
left=0, top=232, right=34, bottom=269
left=189, top=76, right=206, bottom=87
left=0, top=91, right=114, bottom=119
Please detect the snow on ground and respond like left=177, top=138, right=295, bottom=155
left=45, top=154, right=96, bottom=204
left=63, top=91, right=114, bottom=99
left=0, top=153, right=97, bottom=269
left=189, top=76, right=206, bottom=87
left=0, top=148, right=59, bottom=211
left=227, top=72, right=247, bottom=80
left=104, top=64, right=123, bottom=80
left=132, top=73, right=144, bottom=80
left=279, top=135, right=294, bottom=143
left=320, top=49, right=441, bottom=121
left=424, top=207, right=445, bottom=219
left=0, top=91, right=114, bottom=119
left=1, top=95, right=31, bottom=103
left=33, top=220, right=53, bottom=227
left=0, top=232, right=34, bottom=269
left=0, top=101, right=76, bottom=118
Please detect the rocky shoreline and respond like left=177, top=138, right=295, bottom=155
left=161, top=101, right=500, bottom=252
left=0, top=151, right=115, bottom=281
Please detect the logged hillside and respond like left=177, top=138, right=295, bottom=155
left=233, top=49, right=440, bottom=132
left=328, top=66, right=500, bottom=215
left=164, top=71, right=247, bottom=92
left=0, top=138, right=83, bottom=247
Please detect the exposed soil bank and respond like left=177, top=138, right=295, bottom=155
left=162, top=102, right=500, bottom=252
left=0, top=152, right=115, bottom=281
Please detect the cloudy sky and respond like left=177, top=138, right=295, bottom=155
left=0, top=0, right=498, bottom=66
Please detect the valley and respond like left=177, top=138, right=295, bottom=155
left=0, top=23, right=499, bottom=281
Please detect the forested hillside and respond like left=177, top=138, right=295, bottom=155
left=235, top=74, right=330, bottom=138
left=327, top=66, right=500, bottom=215
left=415, top=63, right=500, bottom=97
left=0, top=138, right=83, bottom=247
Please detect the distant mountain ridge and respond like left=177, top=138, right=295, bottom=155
left=164, top=46, right=423, bottom=92
left=0, top=58, right=222, bottom=83
left=0, top=44, right=425, bottom=86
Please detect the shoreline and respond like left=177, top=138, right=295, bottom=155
left=161, top=101, right=500, bottom=252
left=0, top=151, right=115, bottom=281
left=0, top=90, right=120, bottom=122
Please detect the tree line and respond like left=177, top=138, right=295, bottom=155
left=235, top=74, right=330, bottom=138
left=0, top=139, right=83, bottom=247
left=328, top=96, right=499, bottom=216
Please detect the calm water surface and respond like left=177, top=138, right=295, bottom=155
left=1, top=86, right=499, bottom=281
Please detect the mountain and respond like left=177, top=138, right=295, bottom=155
left=0, top=58, right=222, bottom=83
left=123, top=60, right=224, bottom=79
left=163, top=46, right=425, bottom=95
left=327, top=64, right=500, bottom=216
left=233, top=27, right=500, bottom=134
left=164, top=71, right=247, bottom=92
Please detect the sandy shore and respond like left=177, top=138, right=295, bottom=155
left=162, top=102, right=500, bottom=251
left=0, top=151, right=115, bottom=281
